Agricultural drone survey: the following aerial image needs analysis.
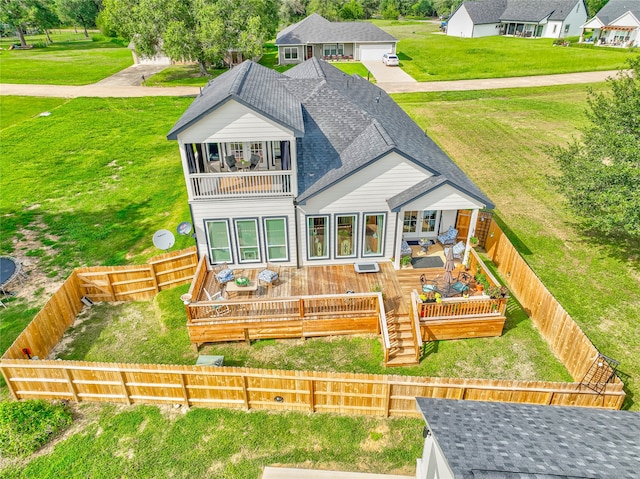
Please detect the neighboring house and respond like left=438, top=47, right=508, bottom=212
left=580, top=0, right=640, bottom=46
left=128, top=41, right=172, bottom=66
left=416, top=397, right=640, bottom=479
left=275, top=13, right=398, bottom=64
left=447, top=0, right=587, bottom=38
left=167, top=58, right=492, bottom=270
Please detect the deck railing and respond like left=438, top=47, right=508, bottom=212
left=416, top=294, right=508, bottom=320
left=188, top=293, right=380, bottom=323
left=190, top=171, right=293, bottom=199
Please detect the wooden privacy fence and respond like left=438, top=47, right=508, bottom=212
left=0, top=359, right=625, bottom=415
left=2, top=248, right=197, bottom=361
left=484, top=221, right=618, bottom=384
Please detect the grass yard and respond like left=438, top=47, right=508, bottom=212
left=47, top=284, right=571, bottom=382
left=0, top=34, right=132, bottom=85
left=370, top=19, right=636, bottom=81
left=144, top=65, right=227, bottom=87
left=0, top=402, right=422, bottom=479
left=394, top=83, right=640, bottom=410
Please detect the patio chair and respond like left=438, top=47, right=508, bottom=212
left=203, top=288, right=230, bottom=317
left=449, top=272, right=472, bottom=297
left=437, top=226, right=458, bottom=245
left=400, top=240, right=412, bottom=258
left=444, top=241, right=466, bottom=260
left=225, top=155, right=237, bottom=172
left=249, top=154, right=260, bottom=170
left=258, top=263, right=279, bottom=288
left=213, top=263, right=235, bottom=285
left=420, top=274, right=438, bottom=294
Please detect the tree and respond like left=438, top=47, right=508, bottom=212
left=307, top=0, right=339, bottom=21
left=360, top=0, right=378, bottom=19
left=102, top=0, right=278, bottom=75
left=586, top=0, right=608, bottom=17
left=279, top=0, right=307, bottom=25
left=56, top=0, right=100, bottom=38
left=31, top=0, right=59, bottom=43
left=340, top=0, right=364, bottom=20
left=434, top=0, right=461, bottom=17
left=413, top=0, right=437, bottom=17
left=552, top=57, right=640, bottom=241
left=0, top=0, right=33, bottom=46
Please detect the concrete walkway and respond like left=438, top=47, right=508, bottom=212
left=363, top=60, right=417, bottom=83
left=94, top=64, right=171, bottom=87
left=261, top=467, right=414, bottom=479
left=378, top=69, right=619, bottom=94
left=0, top=69, right=620, bottom=98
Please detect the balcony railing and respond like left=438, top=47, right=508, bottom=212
left=190, top=171, right=293, bottom=199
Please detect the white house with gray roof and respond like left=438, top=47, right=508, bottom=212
left=167, top=58, right=492, bottom=270
left=416, top=398, right=640, bottom=479
left=447, top=0, right=587, bottom=38
left=275, top=13, right=398, bottom=64
left=581, top=0, right=640, bottom=46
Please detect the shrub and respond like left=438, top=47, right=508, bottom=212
left=0, top=400, right=73, bottom=458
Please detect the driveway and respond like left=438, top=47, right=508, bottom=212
left=362, top=60, right=417, bottom=84
left=94, top=63, right=171, bottom=86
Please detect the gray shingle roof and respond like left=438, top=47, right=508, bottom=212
left=416, top=398, right=640, bottom=479
left=276, top=13, right=397, bottom=45
left=500, top=0, right=580, bottom=22
left=593, top=0, right=640, bottom=25
left=455, top=0, right=581, bottom=24
left=460, top=0, right=508, bottom=24
left=166, top=61, right=304, bottom=140
left=168, top=58, right=493, bottom=209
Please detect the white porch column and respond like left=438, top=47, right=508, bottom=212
left=394, top=211, right=403, bottom=270
left=178, top=141, right=195, bottom=200
left=462, top=208, right=479, bottom=267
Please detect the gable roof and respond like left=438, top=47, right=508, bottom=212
left=168, top=58, right=493, bottom=209
left=275, top=13, right=397, bottom=45
left=416, top=398, right=640, bottom=479
left=166, top=61, right=305, bottom=140
left=592, top=0, right=640, bottom=25
left=454, top=0, right=581, bottom=24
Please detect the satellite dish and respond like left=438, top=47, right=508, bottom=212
left=177, top=222, right=192, bottom=236
left=153, top=229, right=175, bottom=252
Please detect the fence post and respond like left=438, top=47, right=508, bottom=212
left=119, top=371, right=131, bottom=404
left=308, top=379, right=315, bottom=413
left=149, top=263, right=160, bottom=293
left=384, top=383, right=391, bottom=417
left=63, top=368, right=79, bottom=402
left=177, top=372, right=190, bottom=408
left=0, top=367, right=17, bottom=400
left=241, top=375, right=250, bottom=410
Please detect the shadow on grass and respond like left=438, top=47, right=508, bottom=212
left=29, top=40, right=126, bottom=52
left=579, top=227, right=640, bottom=272
left=397, top=52, right=413, bottom=61
left=491, top=213, right=533, bottom=256
left=615, top=369, right=635, bottom=410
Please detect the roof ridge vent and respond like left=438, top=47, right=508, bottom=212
left=371, top=118, right=395, bottom=146
left=229, top=62, right=251, bottom=96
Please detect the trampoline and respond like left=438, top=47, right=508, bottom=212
left=0, top=256, right=23, bottom=295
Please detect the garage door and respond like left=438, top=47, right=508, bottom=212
left=358, top=44, right=394, bottom=61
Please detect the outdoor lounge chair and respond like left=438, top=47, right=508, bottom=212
left=249, top=154, right=261, bottom=170
left=213, top=263, right=235, bottom=285
left=437, top=226, right=458, bottom=245
left=444, top=241, right=466, bottom=260
left=225, top=155, right=237, bottom=172
left=258, top=263, right=279, bottom=287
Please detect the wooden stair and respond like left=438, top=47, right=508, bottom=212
left=385, top=312, right=420, bottom=367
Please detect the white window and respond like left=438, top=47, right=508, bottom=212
left=323, top=44, right=344, bottom=56
left=264, top=218, right=288, bottom=261
left=308, top=216, right=329, bottom=259
left=553, top=25, right=557, bottom=33
left=235, top=219, right=260, bottom=263
left=335, top=215, right=357, bottom=258
left=205, top=220, right=232, bottom=263
left=284, top=47, right=298, bottom=60
left=363, top=213, right=385, bottom=257
left=403, top=211, right=418, bottom=233
left=564, top=25, right=570, bottom=33
left=421, top=210, right=438, bottom=232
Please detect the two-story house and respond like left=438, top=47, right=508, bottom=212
left=167, top=58, right=493, bottom=270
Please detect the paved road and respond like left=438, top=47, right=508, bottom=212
left=0, top=69, right=620, bottom=98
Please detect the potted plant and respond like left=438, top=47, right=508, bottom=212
left=401, top=255, right=412, bottom=269
left=470, top=236, right=479, bottom=248
left=474, top=273, right=489, bottom=292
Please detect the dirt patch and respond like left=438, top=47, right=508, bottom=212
left=359, top=422, right=391, bottom=452
left=8, top=221, right=65, bottom=303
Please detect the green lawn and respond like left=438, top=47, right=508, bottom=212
left=370, top=19, right=636, bottom=81
left=0, top=36, right=132, bottom=85
left=48, top=284, right=571, bottom=382
left=0, top=403, right=422, bottom=479
left=144, top=64, right=226, bottom=87
left=394, top=83, right=639, bottom=410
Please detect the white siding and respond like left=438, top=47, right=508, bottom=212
left=298, top=152, right=429, bottom=264
left=401, top=184, right=485, bottom=212
left=473, top=23, right=501, bottom=37
left=439, top=210, right=458, bottom=234
left=417, top=434, right=455, bottom=479
left=560, top=0, right=589, bottom=37
left=178, top=100, right=295, bottom=143
left=543, top=20, right=564, bottom=37
left=191, top=197, right=297, bottom=266
left=447, top=6, right=475, bottom=37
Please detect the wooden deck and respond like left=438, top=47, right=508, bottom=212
left=199, top=262, right=409, bottom=316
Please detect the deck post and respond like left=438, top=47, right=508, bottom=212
left=463, top=208, right=479, bottom=267
left=244, top=328, right=251, bottom=346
